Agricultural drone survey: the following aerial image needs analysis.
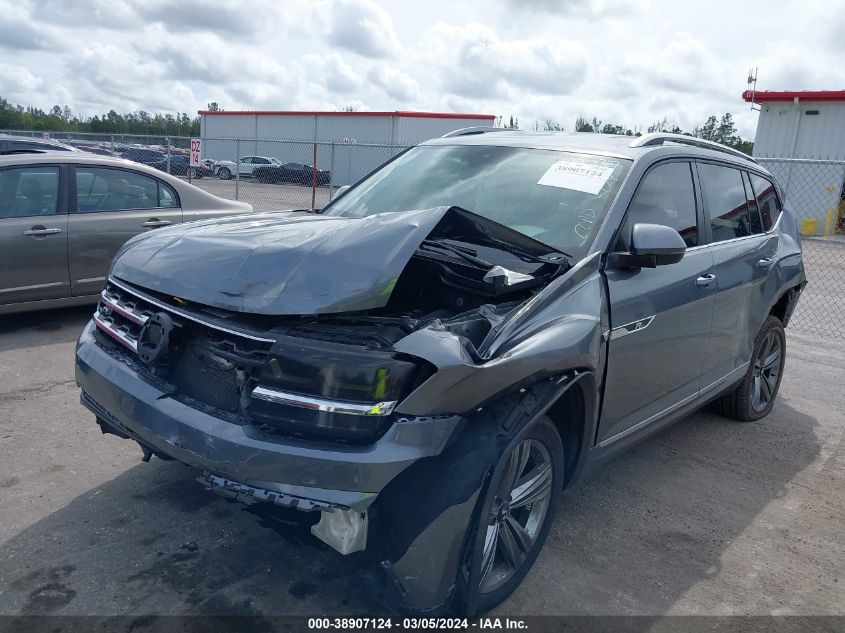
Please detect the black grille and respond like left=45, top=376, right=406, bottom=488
left=171, top=339, right=242, bottom=413
left=95, top=279, right=272, bottom=419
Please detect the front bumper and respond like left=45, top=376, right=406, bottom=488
left=75, top=320, right=464, bottom=512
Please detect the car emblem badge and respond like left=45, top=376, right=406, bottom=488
left=137, top=312, right=175, bottom=364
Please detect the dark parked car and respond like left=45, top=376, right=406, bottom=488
left=119, top=147, right=166, bottom=166
left=74, top=145, right=120, bottom=157
left=253, top=161, right=330, bottom=185
left=148, top=154, right=214, bottom=179
left=0, top=134, right=81, bottom=154
left=76, top=131, right=805, bottom=614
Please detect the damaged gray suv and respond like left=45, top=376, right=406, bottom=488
left=75, top=130, right=806, bottom=614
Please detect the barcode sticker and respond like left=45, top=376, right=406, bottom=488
left=537, top=161, right=615, bottom=194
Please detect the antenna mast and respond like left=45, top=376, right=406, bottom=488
left=747, top=68, right=760, bottom=111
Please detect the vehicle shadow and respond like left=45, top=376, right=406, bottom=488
left=0, top=305, right=93, bottom=353
left=0, top=401, right=820, bottom=618
left=504, top=400, right=822, bottom=615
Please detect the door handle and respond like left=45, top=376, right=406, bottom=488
left=757, top=258, right=773, bottom=269
left=22, top=227, right=63, bottom=237
left=142, top=219, right=172, bottom=227
left=696, top=274, right=717, bottom=287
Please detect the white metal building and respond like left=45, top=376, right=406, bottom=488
left=198, top=110, right=496, bottom=186
left=742, top=90, right=845, bottom=232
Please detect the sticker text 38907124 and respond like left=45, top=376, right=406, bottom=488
left=537, top=160, right=616, bottom=194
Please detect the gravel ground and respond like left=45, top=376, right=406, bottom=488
left=0, top=307, right=842, bottom=617
left=188, top=176, right=332, bottom=212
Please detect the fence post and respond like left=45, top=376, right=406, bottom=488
left=110, top=134, right=115, bottom=154
left=329, top=142, right=336, bottom=197
left=166, top=136, right=171, bottom=175
left=235, top=139, right=240, bottom=201
left=312, top=143, right=318, bottom=209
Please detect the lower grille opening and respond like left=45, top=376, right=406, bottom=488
left=171, top=338, right=243, bottom=413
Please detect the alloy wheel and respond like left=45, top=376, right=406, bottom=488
left=751, top=330, right=782, bottom=413
left=478, top=439, right=553, bottom=594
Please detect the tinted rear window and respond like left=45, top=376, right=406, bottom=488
left=698, top=163, right=755, bottom=242
left=748, top=172, right=782, bottom=231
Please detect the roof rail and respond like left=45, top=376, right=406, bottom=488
left=440, top=126, right=510, bottom=138
left=629, top=133, right=757, bottom=163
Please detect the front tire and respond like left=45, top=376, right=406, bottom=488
left=712, top=315, right=786, bottom=421
left=218, top=167, right=231, bottom=180
left=470, top=415, right=563, bottom=612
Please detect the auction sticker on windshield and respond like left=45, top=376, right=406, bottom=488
left=537, top=160, right=616, bottom=194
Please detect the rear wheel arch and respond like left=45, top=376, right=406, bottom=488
left=769, top=283, right=803, bottom=326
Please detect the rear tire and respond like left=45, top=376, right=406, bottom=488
left=218, top=167, right=231, bottom=180
left=469, top=414, right=563, bottom=613
left=712, top=315, right=786, bottom=421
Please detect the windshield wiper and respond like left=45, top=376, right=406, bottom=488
left=475, top=234, right=572, bottom=265
left=420, top=239, right=492, bottom=268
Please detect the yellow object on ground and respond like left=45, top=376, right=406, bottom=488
left=824, top=209, right=834, bottom=235
left=800, top=219, right=819, bottom=237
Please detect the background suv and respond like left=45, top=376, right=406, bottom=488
left=75, top=131, right=805, bottom=614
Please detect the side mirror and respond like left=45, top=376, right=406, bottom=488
left=609, top=223, right=687, bottom=268
left=331, top=185, right=350, bottom=201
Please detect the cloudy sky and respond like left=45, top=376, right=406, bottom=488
left=1, top=0, right=844, bottom=137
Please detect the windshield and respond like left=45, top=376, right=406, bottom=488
left=324, top=145, right=631, bottom=255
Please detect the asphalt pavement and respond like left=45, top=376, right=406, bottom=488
left=0, top=307, right=842, bottom=617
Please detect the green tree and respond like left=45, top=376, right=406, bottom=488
left=575, top=115, right=593, bottom=132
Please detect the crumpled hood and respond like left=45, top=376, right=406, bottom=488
left=110, top=208, right=453, bottom=315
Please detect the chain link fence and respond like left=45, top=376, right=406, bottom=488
left=757, top=157, right=845, bottom=338
left=1, top=129, right=407, bottom=212
left=5, top=130, right=844, bottom=337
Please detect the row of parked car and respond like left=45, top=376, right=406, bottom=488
left=1, top=134, right=331, bottom=185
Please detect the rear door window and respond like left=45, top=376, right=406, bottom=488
left=74, top=167, right=160, bottom=212
left=742, top=171, right=764, bottom=234
left=748, top=172, right=782, bottom=231
left=0, top=166, right=61, bottom=218
left=617, top=161, right=699, bottom=250
left=158, top=181, right=180, bottom=208
left=698, top=163, right=754, bottom=242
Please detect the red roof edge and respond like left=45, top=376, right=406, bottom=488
left=197, top=110, right=496, bottom=120
left=742, top=90, right=845, bottom=103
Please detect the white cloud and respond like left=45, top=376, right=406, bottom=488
left=0, top=63, right=42, bottom=95
left=327, top=0, right=400, bottom=58
left=502, top=0, right=647, bottom=17
left=0, top=0, right=839, bottom=141
left=367, top=66, right=420, bottom=102
left=421, top=23, right=588, bottom=99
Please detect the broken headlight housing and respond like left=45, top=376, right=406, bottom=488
left=248, top=335, right=430, bottom=441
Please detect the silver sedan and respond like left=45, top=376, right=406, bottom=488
left=0, top=151, right=253, bottom=314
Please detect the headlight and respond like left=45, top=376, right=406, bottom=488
left=248, top=335, right=430, bottom=440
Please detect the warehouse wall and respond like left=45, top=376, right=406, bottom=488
left=199, top=113, right=494, bottom=186
left=753, top=101, right=845, bottom=160
left=753, top=101, right=845, bottom=225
